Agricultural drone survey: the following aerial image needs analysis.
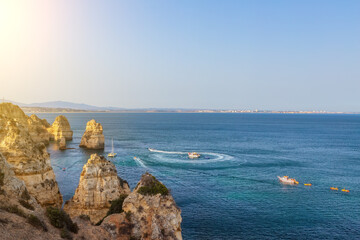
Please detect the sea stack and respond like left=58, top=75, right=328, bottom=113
left=48, top=115, right=73, bottom=141
left=122, top=172, right=182, bottom=240
left=59, top=137, right=66, bottom=150
left=0, top=103, right=63, bottom=207
left=64, top=154, right=130, bottom=224
left=79, top=119, right=105, bottom=149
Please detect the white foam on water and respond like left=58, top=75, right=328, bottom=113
left=150, top=152, right=234, bottom=164
left=133, top=157, right=148, bottom=168
left=149, top=148, right=187, bottom=154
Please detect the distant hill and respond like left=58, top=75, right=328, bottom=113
left=4, top=100, right=123, bottom=111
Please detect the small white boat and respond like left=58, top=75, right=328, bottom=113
left=108, top=138, right=117, bottom=158
left=188, top=152, right=200, bottom=159
left=278, top=176, right=299, bottom=185
left=148, top=148, right=155, bottom=152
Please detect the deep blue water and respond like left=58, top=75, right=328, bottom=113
left=37, top=113, right=360, bottom=239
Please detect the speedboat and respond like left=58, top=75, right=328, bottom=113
left=341, top=189, right=350, bottom=193
left=330, top=187, right=338, bottom=191
left=188, top=152, right=200, bottom=159
left=277, top=176, right=299, bottom=185
left=148, top=148, right=155, bottom=152
left=304, top=183, right=312, bottom=186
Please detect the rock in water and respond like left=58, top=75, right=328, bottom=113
left=64, top=154, right=130, bottom=224
left=48, top=115, right=73, bottom=141
left=122, top=172, right=182, bottom=240
left=59, top=137, right=66, bottom=150
left=79, top=119, right=105, bottom=149
left=0, top=103, right=63, bottom=207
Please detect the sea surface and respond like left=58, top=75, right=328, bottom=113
left=37, top=113, right=360, bottom=239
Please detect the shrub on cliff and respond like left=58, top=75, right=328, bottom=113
left=138, top=175, right=169, bottom=196
left=46, top=207, right=78, bottom=233
left=0, top=204, right=27, bottom=218
left=0, top=171, right=4, bottom=186
left=19, top=199, right=35, bottom=211
left=107, top=194, right=128, bottom=216
left=27, top=214, right=48, bottom=232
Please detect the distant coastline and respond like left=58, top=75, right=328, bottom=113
left=21, top=106, right=359, bottom=114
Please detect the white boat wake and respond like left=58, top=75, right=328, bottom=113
left=133, top=157, right=147, bottom=168
left=148, top=148, right=234, bottom=164
left=148, top=148, right=187, bottom=154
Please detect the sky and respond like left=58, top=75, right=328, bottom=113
left=0, top=0, right=359, bottom=111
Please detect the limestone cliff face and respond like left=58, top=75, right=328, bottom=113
left=48, top=115, right=73, bottom=141
left=0, top=103, right=63, bottom=207
left=79, top=119, right=105, bottom=149
left=28, top=114, right=51, bottom=145
left=64, top=154, right=130, bottom=224
left=122, top=173, right=182, bottom=240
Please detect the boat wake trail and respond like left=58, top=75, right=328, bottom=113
left=148, top=148, right=187, bottom=154
left=133, top=157, right=148, bottom=168
left=148, top=149, right=235, bottom=164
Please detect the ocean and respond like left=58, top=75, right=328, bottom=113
left=37, top=113, right=360, bottom=239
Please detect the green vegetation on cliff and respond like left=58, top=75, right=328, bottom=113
left=138, top=175, right=169, bottom=196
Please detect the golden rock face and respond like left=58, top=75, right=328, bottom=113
left=64, top=153, right=130, bottom=224
left=79, top=119, right=105, bottom=149
left=48, top=115, right=73, bottom=141
left=122, top=173, right=183, bottom=240
left=0, top=103, right=63, bottom=207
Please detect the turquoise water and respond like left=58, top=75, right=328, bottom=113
left=38, top=113, right=360, bottom=239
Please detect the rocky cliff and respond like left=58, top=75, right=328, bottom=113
left=0, top=103, right=63, bottom=207
left=47, top=115, right=73, bottom=141
left=28, top=114, right=51, bottom=145
left=79, top=119, right=105, bottom=149
left=121, top=172, right=182, bottom=240
left=64, top=154, right=130, bottom=224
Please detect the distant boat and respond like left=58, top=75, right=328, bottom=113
left=108, top=138, right=117, bottom=158
left=330, top=187, right=338, bottom=191
left=62, top=168, right=66, bottom=171
left=148, top=148, right=155, bottom=152
left=188, top=152, right=200, bottom=159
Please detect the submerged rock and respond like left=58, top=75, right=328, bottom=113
left=64, top=154, right=130, bottom=224
left=47, top=115, right=73, bottom=141
left=79, top=119, right=105, bottom=149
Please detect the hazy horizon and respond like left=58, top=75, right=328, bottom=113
left=1, top=1, right=360, bottom=111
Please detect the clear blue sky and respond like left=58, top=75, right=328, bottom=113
left=1, top=0, right=359, bottom=111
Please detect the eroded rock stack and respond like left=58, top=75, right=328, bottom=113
left=79, top=119, right=105, bottom=149
left=122, top=172, right=182, bottom=240
left=0, top=103, right=63, bottom=207
left=64, top=154, right=130, bottom=224
left=98, top=173, right=182, bottom=240
left=47, top=115, right=73, bottom=141
left=28, top=114, right=51, bottom=145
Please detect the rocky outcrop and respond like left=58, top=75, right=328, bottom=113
left=59, top=137, right=66, bottom=150
left=64, top=154, right=130, bottom=224
left=0, top=153, right=62, bottom=240
left=47, top=115, right=73, bottom=141
left=0, top=152, right=39, bottom=208
left=0, top=103, right=63, bottom=207
left=28, top=114, right=51, bottom=145
left=122, top=173, right=182, bottom=240
left=79, top=119, right=105, bottom=149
